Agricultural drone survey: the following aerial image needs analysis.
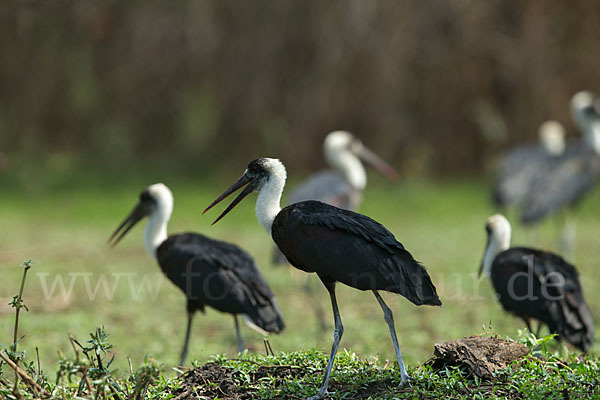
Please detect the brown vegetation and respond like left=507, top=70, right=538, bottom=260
left=1, top=1, right=599, bottom=176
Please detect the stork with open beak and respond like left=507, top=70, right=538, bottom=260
left=204, top=158, right=440, bottom=400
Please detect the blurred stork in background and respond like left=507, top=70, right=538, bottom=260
left=479, top=214, right=594, bottom=353
left=109, top=183, right=285, bottom=366
left=493, top=120, right=566, bottom=210
left=519, top=91, right=600, bottom=254
left=272, top=131, right=398, bottom=330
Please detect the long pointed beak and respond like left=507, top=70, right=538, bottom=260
left=203, top=174, right=254, bottom=225
left=478, top=236, right=491, bottom=278
left=108, top=203, right=147, bottom=248
left=358, top=146, right=398, bottom=180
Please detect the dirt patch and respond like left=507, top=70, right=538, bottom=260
left=427, top=335, right=529, bottom=379
left=171, top=362, right=306, bottom=400
left=171, top=361, right=399, bottom=399
left=172, top=337, right=530, bottom=398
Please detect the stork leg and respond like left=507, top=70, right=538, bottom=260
left=373, top=291, right=410, bottom=386
left=179, top=310, right=194, bottom=366
left=308, top=281, right=343, bottom=400
left=234, top=315, right=245, bottom=353
left=521, top=317, right=534, bottom=335
left=560, top=215, right=576, bottom=257
left=535, top=322, right=542, bottom=338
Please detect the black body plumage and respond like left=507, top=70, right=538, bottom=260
left=493, top=143, right=560, bottom=209
left=156, top=232, right=285, bottom=333
left=272, top=200, right=441, bottom=306
left=272, top=171, right=359, bottom=265
left=520, top=143, right=600, bottom=224
left=490, top=247, right=594, bottom=352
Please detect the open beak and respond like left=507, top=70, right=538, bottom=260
left=108, top=202, right=149, bottom=247
left=203, top=174, right=256, bottom=225
left=357, top=146, right=398, bottom=180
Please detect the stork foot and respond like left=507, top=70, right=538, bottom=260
left=398, top=374, right=412, bottom=389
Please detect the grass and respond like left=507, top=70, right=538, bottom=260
left=177, top=345, right=600, bottom=399
left=0, top=168, right=599, bottom=386
left=3, top=326, right=600, bottom=399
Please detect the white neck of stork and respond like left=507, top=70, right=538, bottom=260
left=538, top=120, right=565, bottom=156
left=481, top=214, right=511, bottom=278
left=143, top=183, right=173, bottom=258
left=324, top=131, right=367, bottom=190
left=585, top=122, right=600, bottom=154
left=571, top=91, right=600, bottom=154
left=255, top=158, right=287, bottom=234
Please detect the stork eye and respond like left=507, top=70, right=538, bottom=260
left=485, top=224, right=492, bottom=234
left=349, top=139, right=362, bottom=152
left=247, top=166, right=258, bottom=177
left=247, top=159, right=266, bottom=176
left=140, top=191, right=152, bottom=202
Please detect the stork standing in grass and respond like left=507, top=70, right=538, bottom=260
left=109, top=183, right=285, bottom=366
left=479, top=214, right=594, bottom=352
left=519, top=91, right=600, bottom=253
left=273, top=131, right=398, bottom=330
left=204, top=158, right=441, bottom=399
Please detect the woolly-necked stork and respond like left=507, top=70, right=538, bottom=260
left=272, top=131, right=397, bottom=265
left=204, top=158, right=441, bottom=399
left=493, top=120, right=565, bottom=209
left=520, top=91, right=600, bottom=224
left=519, top=92, right=600, bottom=253
left=109, top=183, right=285, bottom=366
left=479, top=214, right=594, bottom=352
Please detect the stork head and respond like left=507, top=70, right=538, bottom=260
left=204, top=158, right=286, bottom=225
left=570, top=91, right=597, bottom=130
left=538, top=120, right=565, bottom=156
left=479, top=214, right=511, bottom=278
left=323, top=131, right=398, bottom=187
left=109, top=183, right=173, bottom=247
left=569, top=91, right=600, bottom=153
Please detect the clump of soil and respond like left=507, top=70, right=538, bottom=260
left=171, top=362, right=305, bottom=400
left=427, top=335, right=529, bottom=379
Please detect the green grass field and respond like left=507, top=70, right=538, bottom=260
left=1, top=170, right=599, bottom=377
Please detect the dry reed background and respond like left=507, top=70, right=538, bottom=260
left=1, top=0, right=599, bottom=177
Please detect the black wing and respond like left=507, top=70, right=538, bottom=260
left=491, top=247, right=594, bottom=352
left=272, top=171, right=360, bottom=266
left=272, top=201, right=441, bottom=306
left=157, top=233, right=284, bottom=333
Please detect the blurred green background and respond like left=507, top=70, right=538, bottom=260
left=0, top=0, right=599, bottom=376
